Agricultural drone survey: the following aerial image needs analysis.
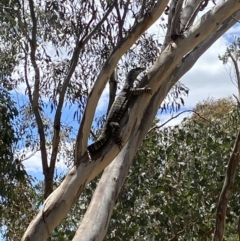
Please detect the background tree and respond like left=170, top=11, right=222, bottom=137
left=0, top=0, right=240, bottom=240
left=104, top=97, right=240, bottom=241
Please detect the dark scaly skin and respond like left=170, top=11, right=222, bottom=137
left=88, top=67, right=151, bottom=152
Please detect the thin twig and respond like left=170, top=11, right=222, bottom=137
left=148, top=109, right=212, bottom=134
left=21, top=149, right=40, bottom=162
left=81, top=2, right=115, bottom=46
left=168, top=222, right=196, bottom=241
left=231, top=16, right=240, bottom=23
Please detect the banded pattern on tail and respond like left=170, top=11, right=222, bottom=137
left=87, top=132, right=110, bottom=152
left=88, top=127, right=111, bottom=152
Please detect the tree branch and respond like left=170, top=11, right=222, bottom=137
left=163, top=0, right=179, bottom=48
left=75, top=0, right=168, bottom=160
left=28, top=0, right=49, bottom=197
left=121, top=0, right=130, bottom=26
left=147, top=109, right=212, bottom=135
left=29, top=0, right=38, bottom=109
left=213, top=130, right=240, bottom=240
left=83, top=1, right=116, bottom=46
left=184, top=1, right=204, bottom=31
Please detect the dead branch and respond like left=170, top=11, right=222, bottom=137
left=147, top=109, right=212, bottom=135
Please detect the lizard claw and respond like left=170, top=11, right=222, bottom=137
left=144, top=87, right=152, bottom=94
left=118, top=143, right=123, bottom=150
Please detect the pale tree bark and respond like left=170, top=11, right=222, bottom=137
left=22, top=0, right=240, bottom=240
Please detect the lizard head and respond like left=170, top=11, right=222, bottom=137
left=127, top=67, right=145, bottom=85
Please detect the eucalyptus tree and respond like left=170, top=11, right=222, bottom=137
left=1, top=0, right=240, bottom=240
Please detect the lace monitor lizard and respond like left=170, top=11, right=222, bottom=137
left=88, top=67, right=151, bottom=153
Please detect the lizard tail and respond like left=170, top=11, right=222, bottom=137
left=87, top=136, right=109, bottom=152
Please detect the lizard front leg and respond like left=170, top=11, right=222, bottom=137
left=109, top=122, right=122, bottom=150
left=129, top=87, right=152, bottom=95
